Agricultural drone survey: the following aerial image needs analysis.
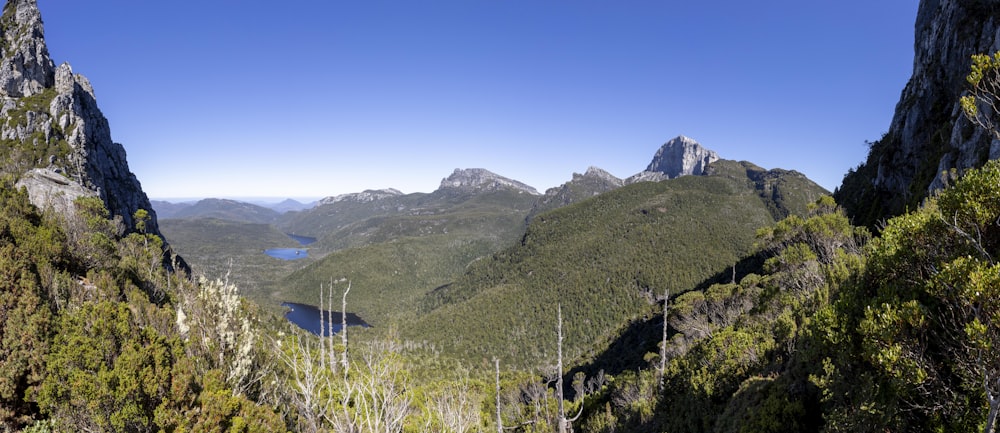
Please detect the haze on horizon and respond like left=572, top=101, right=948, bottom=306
left=38, top=1, right=917, bottom=199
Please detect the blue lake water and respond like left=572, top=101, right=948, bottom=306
left=286, top=234, right=317, bottom=246
left=264, top=234, right=318, bottom=260
left=265, top=248, right=309, bottom=260
left=281, top=302, right=371, bottom=336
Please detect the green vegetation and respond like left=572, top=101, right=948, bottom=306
left=273, top=188, right=536, bottom=318
left=405, top=162, right=826, bottom=369
left=0, top=184, right=287, bottom=431
left=573, top=161, right=1000, bottom=432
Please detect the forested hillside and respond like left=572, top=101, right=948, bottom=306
left=579, top=159, right=1000, bottom=432
left=274, top=186, right=539, bottom=322
left=403, top=159, right=826, bottom=369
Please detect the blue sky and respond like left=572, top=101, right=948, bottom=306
left=38, top=1, right=917, bottom=200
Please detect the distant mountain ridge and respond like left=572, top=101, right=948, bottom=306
left=319, top=189, right=404, bottom=205
left=162, top=198, right=280, bottom=224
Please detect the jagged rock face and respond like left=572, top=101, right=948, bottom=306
left=3, top=0, right=159, bottom=236
left=627, top=135, right=719, bottom=183
left=836, top=0, right=1000, bottom=226
left=438, top=168, right=539, bottom=195
left=319, top=188, right=404, bottom=205
left=0, top=0, right=53, bottom=97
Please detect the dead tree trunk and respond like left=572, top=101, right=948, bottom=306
left=985, top=374, right=1000, bottom=433
left=341, top=280, right=351, bottom=380
left=659, top=288, right=670, bottom=392
left=556, top=304, right=582, bottom=433
left=496, top=358, right=504, bottom=433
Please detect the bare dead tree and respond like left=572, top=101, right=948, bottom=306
left=275, top=334, right=324, bottom=433
left=496, top=358, right=504, bottom=433
left=341, top=280, right=351, bottom=380
left=556, top=304, right=583, bottom=433
left=659, top=288, right=670, bottom=393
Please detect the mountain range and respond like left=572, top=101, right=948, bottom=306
left=3, top=0, right=1000, bottom=431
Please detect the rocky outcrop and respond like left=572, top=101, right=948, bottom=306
left=0, top=0, right=53, bottom=97
left=16, top=168, right=96, bottom=214
left=627, top=135, right=719, bottom=183
left=438, top=168, right=539, bottom=195
left=2, top=0, right=160, bottom=236
left=319, top=188, right=404, bottom=205
left=836, top=0, right=1000, bottom=226
left=529, top=167, right=624, bottom=219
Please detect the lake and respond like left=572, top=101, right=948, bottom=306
left=264, top=233, right=318, bottom=260
left=286, top=233, right=317, bottom=245
left=265, top=248, right=309, bottom=260
left=281, top=302, right=371, bottom=336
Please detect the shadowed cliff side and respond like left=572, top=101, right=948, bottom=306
left=836, top=0, right=1000, bottom=227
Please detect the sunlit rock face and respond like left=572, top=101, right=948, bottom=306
left=2, top=0, right=160, bottom=235
left=627, top=135, right=720, bottom=183
left=438, top=168, right=539, bottom=195
left=0, top=0, right=54, bottom=98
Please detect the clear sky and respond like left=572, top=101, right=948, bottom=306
left=37, top=1, right=918, bottom=201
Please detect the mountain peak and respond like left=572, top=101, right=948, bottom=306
left=645, top=135, right=720, bottom=177
left=438, top=168, right=539, bottom=195
left=627, top=136, right=720, bottom=184
left=0, top=0, right=55, bottom=97
left=578, top=166, right=623, bottom=184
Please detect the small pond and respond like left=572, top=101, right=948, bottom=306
left=281, top=302, right=371, bottom=336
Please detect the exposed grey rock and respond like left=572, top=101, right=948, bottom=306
left=438, top=168, right=539, bottom=195
left=0, top=1, right=160, bottom=236
left=15, top=168, right=96, bottom=216
left=0, top=0, right=54, bottom=97
left=625, top=171, right=669, bottom=184
left=319, top=188, right=404, bottom=205
left=627, top=135, right=719, bottom=184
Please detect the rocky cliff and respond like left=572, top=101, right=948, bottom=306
left=626, top=135, right=719, bottom=183
left=836, top=0, right=1000, bottom=226
left=2, top=0, right=160, bottom=236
